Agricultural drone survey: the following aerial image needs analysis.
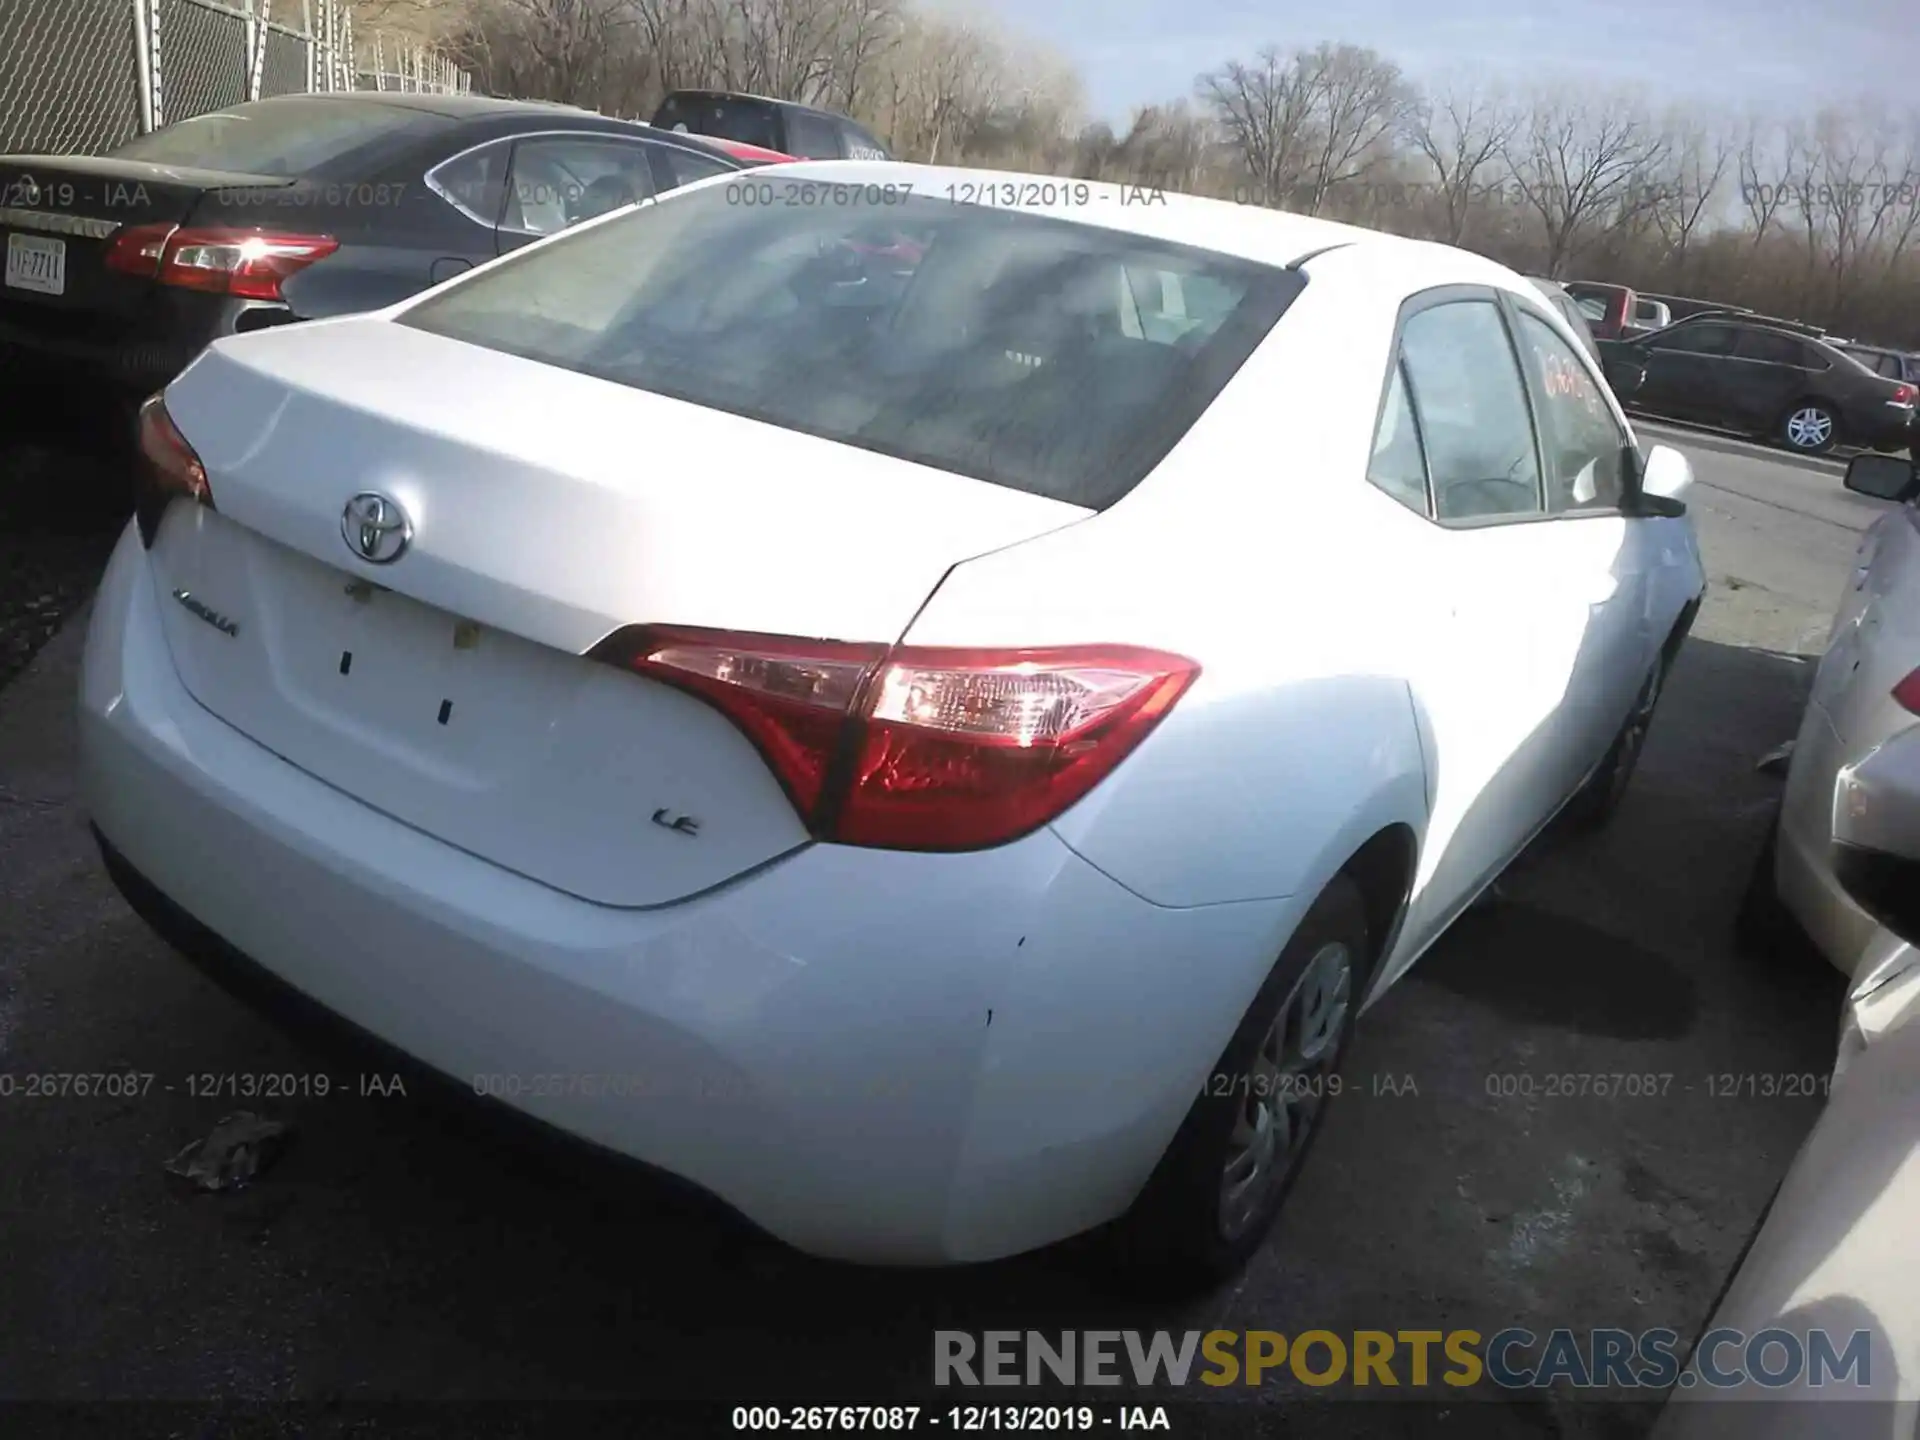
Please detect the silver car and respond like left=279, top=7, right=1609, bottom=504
left=1744, top=452, right=1920, bottom=1057
left=1660, top=453, right=1920, bottom=1435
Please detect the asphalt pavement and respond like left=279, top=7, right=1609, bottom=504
left=0, top=419, right=1895, bottom=1435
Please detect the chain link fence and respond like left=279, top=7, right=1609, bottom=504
left=0, top=0, right=469, bottom=158
left=0, top=0, right=143, bottom=153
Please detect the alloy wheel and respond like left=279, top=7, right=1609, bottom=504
left=1785, top=408, right=1834, bottom=450
left=1218, top=940, right=1353, bottom=1240
left=1606, top=665, right=1664, bottom=807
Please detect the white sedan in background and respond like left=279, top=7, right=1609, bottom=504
left=79, top=161, right=1706, bottom=1287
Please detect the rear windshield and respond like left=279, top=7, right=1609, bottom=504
left=400, top=185, right=1303, bottom=509
left=111, top=98, right=453, bottom=176
left=652, top=95, right=783, bottom=153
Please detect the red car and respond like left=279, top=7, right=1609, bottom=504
left=1562, top=281, right=1667, bottom=341
left=699, top=138, right=797, bottom=166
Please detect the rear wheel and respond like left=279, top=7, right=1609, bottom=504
left=1107, top=876, right=1370, bottom=1294
left=1734, top=814, right=1796, bottom=957
left=1563, top=656, right=1668, bottom=830
left=1779, top=402, right=1839, bottom=454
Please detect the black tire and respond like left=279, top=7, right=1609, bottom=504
left=1563, top=656, right=1668, bottom=831
left=1734, top=814, right=1795, bottom=958
left=1106, top=876, right=1371, bottom=1295
left=1778, top=400, right=1840, bottom=455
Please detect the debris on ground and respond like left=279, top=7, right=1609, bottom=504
left=164, top=1112, right=290, bottom=1193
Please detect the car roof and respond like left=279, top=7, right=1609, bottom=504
left=756, top=159, right=1530, bottom=286
left=246, top=91, right=590, bottom=120
left=660, top=89, right=860, bottom=124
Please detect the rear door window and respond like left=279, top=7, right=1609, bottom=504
left=428, top=142, right=509, bottom=226
left=502, top=136, right=658, bottom=237
left=1651, top=322, right=1738, bottom=355
left=657, top=145, right=735, bottom=189
left=1734, top=329, right=1807, bottom=366
left=1397, top=299, right=1544, bottom=522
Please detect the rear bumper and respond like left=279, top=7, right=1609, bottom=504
left=1777, top=700, right=1916, bottom=980
left=0, top=313, right=202, bottom=397
left=1853, top=407, right=1916, bottom=449
left=0, top=291, right=268, bottom=399
left=78, top=523, right=1301, bottom=1264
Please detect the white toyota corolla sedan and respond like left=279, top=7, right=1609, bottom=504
left=79, top=160, right=1706, bottom=1286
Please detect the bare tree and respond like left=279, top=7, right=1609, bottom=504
left=1503, top=92, right=1668, bottom=276
left=1642, top=110, right=1732, bottom=283
left=1735, top=113, right=1794, bottom=248
left=452, top=0, right=630, bottom=107
left=1290, top=43, right=1411, bottom=214
left=1115, top=101, right=1214, bottom=192
left=1403, top=80, right=1514, bottom=243
left=1196, top=46, right=1319, bottom=205
left=429, top=0, right=1920, bottom=345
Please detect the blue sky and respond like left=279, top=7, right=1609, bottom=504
left=970, top=0, right=1914, bottom=124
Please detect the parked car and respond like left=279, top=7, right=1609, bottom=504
left=1638, top=293, right=1753, bottom=323
left=80, top=160, right=1705, bottom=1288
left=1653, top=977, right=1920, bottom=1434
left=1526, top=277, right=1604, bottom=363
left=678, top=135, right=797, bottom=166
left=1741, top=453, right=1920, bottom=986
left=1563, top=280, right=1648, bottom=340
left=0, top=92, right=755, bottom=409
left=1632, top=297, right=1673, bottom=332
left=1671, top=454, right=1920, bottom=1433
left=650, top=89, right=890, bottom=160
left=1599, top=316, right=1918, bottom=455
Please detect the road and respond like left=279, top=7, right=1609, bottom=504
left=0, top=419, right=1896, bottom=1434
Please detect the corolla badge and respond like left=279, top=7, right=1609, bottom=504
left=341, top=492, right=412, bottom=564
left=171, top=588, right=239, bottom=637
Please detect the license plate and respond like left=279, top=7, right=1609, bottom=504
left=4, top=232, right=65, bottom=295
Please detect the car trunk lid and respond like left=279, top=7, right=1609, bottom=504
left=146, top=319, right=1089, bottom=907
left=0, top=155, right=294, bottom=321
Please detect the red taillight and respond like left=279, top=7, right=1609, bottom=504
left=610, top=627, right=885, bottom=816
left=1892, top=383, right=1916, bottom=405
left=133, top=393, right=213, bottom=546
left=104, top=221, right=177, bottom=278
left=106, top=224, right=336, bottom=300
left=1895, top=669, right=1920, bottom=715
left=592, top=627, right=1200, bottom=850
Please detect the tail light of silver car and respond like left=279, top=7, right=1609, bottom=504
left=1895, top=668, right=1920, bottom=716
left=133, top=395, right=215, bottom=546
left=105, top=224, right=339, bottom=301
left=590, top=625, right=1200, bottom=850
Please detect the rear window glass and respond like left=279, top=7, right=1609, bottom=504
left=111, top=98, right=452, bottom=176
left=652, top=95, right=783, bottom=153
left=400, top=186, right=1302, bottom=509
